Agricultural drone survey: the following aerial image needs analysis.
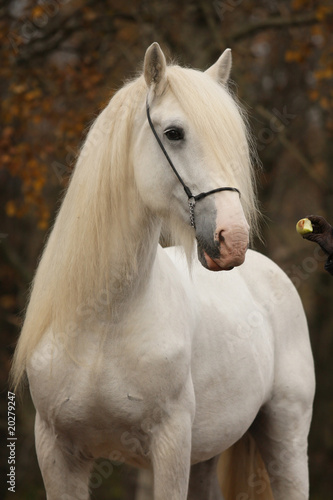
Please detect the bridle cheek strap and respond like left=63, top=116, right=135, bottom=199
left=146, top=100, right=241, bottom=229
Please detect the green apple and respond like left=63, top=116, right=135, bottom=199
left=296, top=218, right=313, bottom=235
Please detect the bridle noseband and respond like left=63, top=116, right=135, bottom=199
left=146, top=100, right=241, bottom=229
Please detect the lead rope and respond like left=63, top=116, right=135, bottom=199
left=146, top=99, right=241, bottom=229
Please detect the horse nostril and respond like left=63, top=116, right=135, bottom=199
left=219, top=230, right=225, bottom=244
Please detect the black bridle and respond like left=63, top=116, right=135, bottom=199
left=146, top=100, right=241, bottom=229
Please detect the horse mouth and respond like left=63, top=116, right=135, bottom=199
left=197, top=244, right=235, bottom=272
left=202, top=250, right=234, bottom=272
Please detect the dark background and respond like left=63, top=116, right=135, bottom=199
left=1, top=1, right=332, bottom=498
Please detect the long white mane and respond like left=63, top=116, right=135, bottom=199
left=11, top=64, right=259, bottom=389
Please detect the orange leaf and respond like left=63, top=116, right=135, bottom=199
left=285, top=50, right=303, bottom=63
left=5, top=201, right=16, bottom=217
left=314, top=68, right=333, bottom=80
left=308, top=89, right=319, bottom=101
left=25, top=90, right=42, bottom=101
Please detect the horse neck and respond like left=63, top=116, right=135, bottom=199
left=15, top=143, right=162, bottom=376
left=107, top=204, right=162, bottom=309
left=61, top=92, right=163, bottom=320
left=37, top=164, right=162, bottom=333
left=73, top=183, right=162, bottom=320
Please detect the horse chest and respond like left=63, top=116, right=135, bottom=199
left=28, top=324, right=192, bottom=462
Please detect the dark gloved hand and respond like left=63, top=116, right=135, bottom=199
left=302, top=215, right=333, bottom=257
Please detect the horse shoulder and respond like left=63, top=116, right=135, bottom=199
left=242, top=250, right=315, bottom=409
left=240, top=249, right=311, bottom=342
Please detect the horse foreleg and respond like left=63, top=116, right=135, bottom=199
left=150, top=409, right=192, bottom=500
left=35, top=412, right=93, bottom=500
left=187, top=456, right=224, bottom=500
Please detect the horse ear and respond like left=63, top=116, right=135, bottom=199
left=144, top=42, right=167, bottom=96
left=205, top=48, right=232, bottom=85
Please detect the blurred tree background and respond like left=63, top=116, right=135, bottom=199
left=1, top=0, right=332, bottom=498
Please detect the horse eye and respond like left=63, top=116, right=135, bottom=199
left=164, top=128, right=184, bottom=141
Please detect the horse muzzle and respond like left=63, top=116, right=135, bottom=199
left=193, top=188, right=250, bottom=271
left=197, top=224, right=250, bottom=272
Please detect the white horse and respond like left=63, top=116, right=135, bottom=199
left=11, top=43, right=315, bottom=500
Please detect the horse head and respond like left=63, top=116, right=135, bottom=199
left=133, top=43, right=255, bottom=271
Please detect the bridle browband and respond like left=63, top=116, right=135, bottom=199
left=146, top=99, right=241, bottom=229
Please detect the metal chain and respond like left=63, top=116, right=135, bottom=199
left=188, top=198, right=196, bottom=229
